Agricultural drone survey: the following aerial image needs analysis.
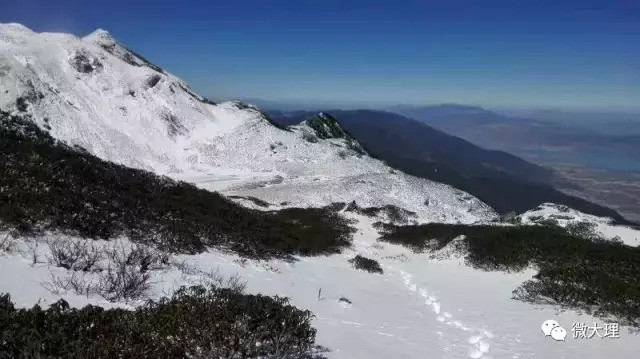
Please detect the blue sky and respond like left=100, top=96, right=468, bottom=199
left=3, top=0, right=640, bottom=110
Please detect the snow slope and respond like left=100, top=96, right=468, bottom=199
left=2, top=215, right=639, bottom=359
left=0, top=23, right=495, bottom=224
left=0, top=23, right=257, bottom=173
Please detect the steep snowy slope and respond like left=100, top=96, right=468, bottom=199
left=0, top=23, right=495, bottom=224
left=0, top=23, right=257, bottom=173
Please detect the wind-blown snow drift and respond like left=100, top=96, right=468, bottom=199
left=0, top=23, right=495, bottom=224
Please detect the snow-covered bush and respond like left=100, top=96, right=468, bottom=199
left=97, top=264, right=151, bottom=302
left=174, top=262, right=247, bottom=294
left=47, top=238, right=102, bottom=272
left=0, top=233, right=16, bottom=254
left=44, top=240, right=170, bottom=301
left=42, top=272, right=95, bottom=297
left=106, top=241, right=170, bottom=273
left=97, top=242, right=169, bottom=301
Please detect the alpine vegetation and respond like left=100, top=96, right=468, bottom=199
left=349, top=255, right=384, bottom=274
left=0, top=111, right=355, bottom=259
left=0, top=286, right=318, bottom=358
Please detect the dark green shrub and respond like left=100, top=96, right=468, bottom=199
left=0, top=286, right=318, bottom=358
left=565, top=221, right=600, bottom=240
left=344, top=201, right=417, bottom=224
left=15, top=97, right=28, bottom=111
left=0, top=111, right=355, bottom=259
left=349, top=255, right=383, bottom=274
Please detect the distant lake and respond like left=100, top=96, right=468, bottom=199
left=523, top=148, right=640, bottom=173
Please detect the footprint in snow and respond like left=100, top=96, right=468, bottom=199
left=394, top=267, right=494, bottom=359
left=377, top=331, right=395, bottom=337
left=341, top=320, right=363, bottom=327
left=467, top=334, right=491, bottom=359
left=432, top=301, right=441, bottom=314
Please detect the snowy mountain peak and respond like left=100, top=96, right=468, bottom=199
left=293, top=112, right=367, bottom=155
left=83, top=28, right=115, bottom=44
left=303, top=112, right=352, bottom=139
left=0, top=23, right=281, bottom=173
left=81, top=27, right=165, bottom=74
left=0, top=22, right=34, bottom=35
left=0, top=23, right=36, bottom=45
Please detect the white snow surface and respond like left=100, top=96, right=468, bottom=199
left=520, top=203, right=640, bottom=246
left=0, top=23, right=494, bottom=224
left=1, top=215, right=639, bottom=359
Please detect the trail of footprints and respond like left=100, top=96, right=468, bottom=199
left=396, top=268, right=494, bottom=359
left=347, top=233, right=492, bottom=358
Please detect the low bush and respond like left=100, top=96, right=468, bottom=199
left=43, top=272, right=95, bottom=297
left=105, top=242, right=170, bottom=273
left=378, top=223, right=640, bottom=327
left=43, top=240, right=171, bottom=301
left=0, top=232, right=16, bottom=253
left=349, top=255, right=383, bottom=274
left=47, top=238, right=102, bottom=272
left=344, top=201, right=417, bottom=224
left=0, top=285, right=318, bottom=358
left=97, top=264, right=151, bottom=302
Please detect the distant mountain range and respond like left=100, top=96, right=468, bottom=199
left=390, top=104, right=640, bottom=172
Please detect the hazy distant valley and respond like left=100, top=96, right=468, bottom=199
left=387, top=105, right=640, bottom=222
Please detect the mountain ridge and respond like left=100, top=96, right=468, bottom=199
left=0, top=23, right=274, bottom=173
left=0, top=23, right=495, bottom=225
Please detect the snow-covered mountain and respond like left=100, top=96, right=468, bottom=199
left=2, top=23, right=640, bottom=359
left=0, top=23, right=494, bottom=224
left=0, top=23, right=259, bottom=173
